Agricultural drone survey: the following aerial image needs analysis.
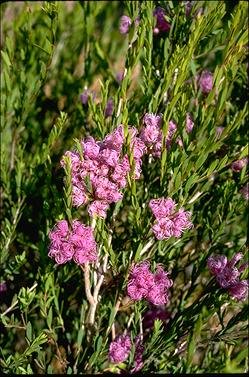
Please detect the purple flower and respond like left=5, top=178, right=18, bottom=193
left=140, top=113, right=177, bottom=156
left=119, top=15, right=132, bottom=34
left=105, top=98, right=114, bottom=118
left=231, top=158, right=248, bottom=172
left=131, top=336, right=144, bottom=373
left=186, top=113, right=194, bottom=133
left=197, top=70, right=213, bottom=94
left=103, top=125, right=124, bottom=152
left=228, top=280, right=248, bottom=302
left=0, top=281, right=7, bottom=293
left=127, top=262, right=173, bottom=305
left=116, top=70, right=124, bottom=84
left=88, top=200, right=109, bottom=219
left=149, top=198, right=176, bottom=219
left=82, top=137, right=101, bottom=160
left=207, top=255, right=228, bottom=275
left=72, top=186, right=88, bottom=207
left=143, top=113, right=162, bottom=129
left=240, top=182, right=249, bottom=200
left=153, top=7, right=171, bottom=33
left=80, top=89, right=96, bottom=106
left=150, top=198, right=192, bottom=240
left=185, top=1, right=193, bottom=17
left=215, top=126, right=225, bottom=139
left=128, top=261, right=155, bottom=301
left=208, top=253, right=248, bottom=301
left=48, top=220, right=97, bottom=265
left=109, top=334, right=132, bottom=364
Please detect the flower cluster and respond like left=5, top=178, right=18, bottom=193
left=140, top=113, right=177, bottom=157
left=48, top=220, right=97, bottom=265
left=231, top=158, right=248, bottom=172
left=186, top=113, right=194, bottom=133
left=208, top=253, right=248, bottom=301
left=131, top=335, right=144, bottom=373
left=104, top=98, right=114, bottom=118
left=149, top=198, right=193, bottom=240
left=119, top=15, right=139, bottom=34
left=109, top=333, right=144, bottom=371
left=197, top=70, right=213, bottom=94
left=153, top=7, right=171, bottom=34
left=109, top=334, right=131, bottom=364
left=61, top=125, right=147, bottom=218
left=127, top=261, right=173, bottom=305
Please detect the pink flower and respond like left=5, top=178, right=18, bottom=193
left=140, top=123, right=160, bottom=144
left=149, top=198, right=176, bottom=219
left=99, top=148, right=119, bottom=167
left=60, top=151, right=81, bottom=172
left=166, top=121, right=177, bottom=150
left=48, top=220, right=97, bottom=265
left=186, top=113, right=194, bottom=133
left=153, top=7, right=171, bottom=33
left=140, top=113, right=177, bottom=156
left=0, top=281, right=7, bottom=293
left=216, top=266, right=240, bottom=289
left=231, top=158, right=247, bottom=172
left=215, top=126, right=224, bottom=139
left=88, top=200, right=109, bottom=219
left=240, top=182, right=249, bottom=200
left=208, top=253, right=248, bottom=301
left=109, top=334, right=131, bottom=363
left=93, top=176, right=123, bottom=203
left=128, top=261, right=155, bottom=301
left=207, top=255, right=228, bottom=275
left=82, top=137, right=100, bottom=160
left=103, top=125, right=124, bottom=153
left=172, top=208, right=192, bottom=237
left=143, top=113, right=162, bottom=128
left=131, top=336, right=144, bottom=373
left=130, top=137, right=147, bottom=160
left=80, top=89, right=96, bottom=106
left=228, top=280, right=248, bottom=302
left=150, top=198, right=193, bottom=240
left=119, top=15, right=132, bottom=34
left=72, top=186, right=88, bottom=207
left=105, top=98, right=114, bottom=118
left=116, top=70, right=124, bottom=84
left=198, top=70, right=213, bottom=94
left=127, top=262, right=173, bottom=306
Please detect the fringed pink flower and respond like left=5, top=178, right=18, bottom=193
left=127, top=262, right=173, bottom=305
left=109, top=334, right=131, bottom=364
left=48, top=220, right=97, bottom=265
left=149, top=198, right=193, bottom=240
left=208, top=253, right=248, bottom=301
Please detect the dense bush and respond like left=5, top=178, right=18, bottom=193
left=0, top=1, right=248, bottom=374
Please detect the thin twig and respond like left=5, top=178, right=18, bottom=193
left=88, top=254, right=109, bottom=325
left=81, top=263, right=95, bottom=306
left=1, top=282, right=38, bottom=317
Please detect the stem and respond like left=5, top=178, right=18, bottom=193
left=88, top=254, right=108, bottom=325
left=81, top=263, right=95, bottom=306
left=140, top=238, right=154, bottom=256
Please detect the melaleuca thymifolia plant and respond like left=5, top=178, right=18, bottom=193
left=0, top=1, right=248, bottom=374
